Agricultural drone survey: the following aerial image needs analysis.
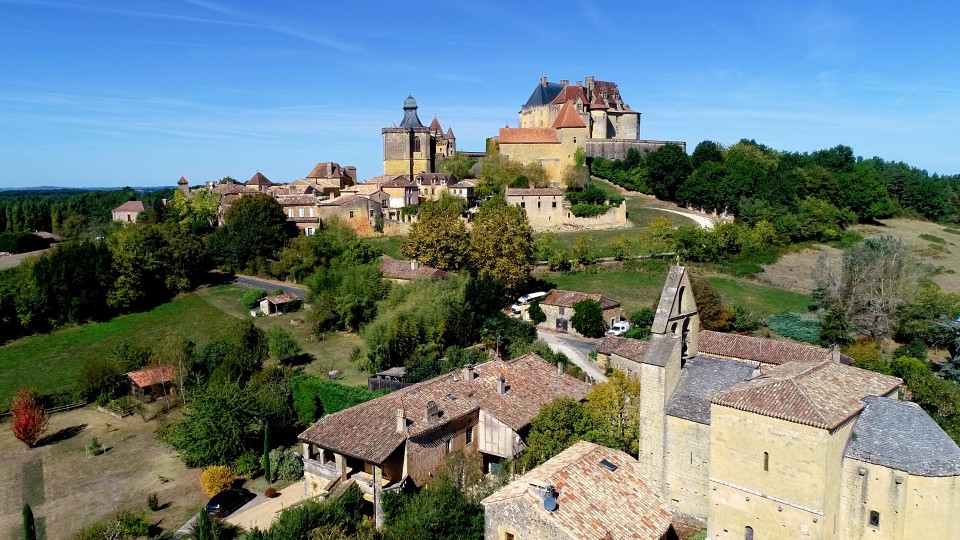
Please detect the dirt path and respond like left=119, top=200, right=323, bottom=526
left=593, top=177, right=720, bottom=229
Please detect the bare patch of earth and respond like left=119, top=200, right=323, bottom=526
left=0, top=248, right=51, bottom=271
left=853, top=218, right=960, bottom=293
left=756, top=244, right=841, bottom=294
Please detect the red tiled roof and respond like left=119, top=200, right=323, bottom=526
left=549, top=84, right=588, bottom=105
left=710, top=360, right=902, bottom=430
left=590, top=88, right=609, bottom=109
left=246, top=172, right=274, bottom=186
left=299, top=353, right=590, bottom=465
left=307, top=162, right=347, bottom=179
left=127, top=365, right=175, bottom=388
left=505, top=187, right=563, bottom=197
left=178, top=175, right=189, bottom=185
left=551, top=101, right=586, bottom=129
left=499, top=127, right=560, bottom=144
left=428, top=116, right=442, bottom=132
left=444, top=127, right=455, bottom=140
left=597, top=336, right=647, bottom=362
left=698, top=330, right=852, bottom=366
left=482, top=441, right=671, bottom=540
left=542, top=289, right=620, bottom=310
left=112, top=201, right=150, bottom=213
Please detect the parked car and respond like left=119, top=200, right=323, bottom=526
left=607, top=320, right=631, bottom=336
left=205, top=488, right=254, bottom=518
left=511, top=291, right=547, bottom=314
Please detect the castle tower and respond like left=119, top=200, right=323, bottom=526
left=636, top=265, right=700, bottom=492
left=382, top=96, right=434, bottom=178
left=177, top=175, right=190, bottom=195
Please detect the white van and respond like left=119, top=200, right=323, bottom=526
left=607, top=320, right=631, bottom=336
left=511, top=291, right=547, bottom=314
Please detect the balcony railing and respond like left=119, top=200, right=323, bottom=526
left=303, top=458, right=340, bottom=480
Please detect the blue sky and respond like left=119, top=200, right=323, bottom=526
left=1, top=1, right=959, bottom=187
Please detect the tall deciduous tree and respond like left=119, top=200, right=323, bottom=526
left=470, top=197, right=533, bottom=294
left=401, top=197, right=470, bottom=271
left=436, top=152, right=473, bottom=181
left=584, top=370, right=642, bottom=454
left=570, top=299, right=605, bottom=338
left=644, top=143, right=691, bottom=201
left=691, top=275, right=729, bottom=331
left=11, top=388, right=48, bottom=448
left=169, top=381, right=257, bottom=467
left=208, top=194, right=291, bottom=272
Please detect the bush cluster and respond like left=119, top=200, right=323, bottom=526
left=766, top=313, right=821, bottom=344
left=199, top=465, right=235, bottom=497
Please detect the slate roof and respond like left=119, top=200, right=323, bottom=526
left=505, top=187, right=564, bottom=197
left=398, top=95, right=425, bottom=128
left=523, top=80, right=566, bottom=108
left=499, top=127, right=560, bottom=144
left=379, top=256, right=448, bottom=281
left=112, top=201, right=150, bottom=213
left=551, top=101, right=587, bottom=129
left=844, top=396, right=960, bottom=477
left=665, top=356, right=756, bottom=424
left=542, top=289, right=620, bottom=310
left=275, top=194, right=319, bottom=206
left=246, top=172, right=274, bottom=186
left=299, top=353, right=590, bottom=465
left=127, top=364, right=175, bottom=388
left=710, top=360, right=902, bottom=430
left=415, top=172, right=456, bottom=185
left=597, top=336, right=647, bottom=362
left=481, top=441, right=671, bottom=540
left=699, top=330, right=852, bottom=366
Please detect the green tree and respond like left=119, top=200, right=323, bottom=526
left=521, top=398, right=595, bottom=470
left=644, top=143, right=691, bottom=200
left=436, top=152, right=473, bottom=181
left=470, top=197, right=534, bottom=294
left=168, top=381, right=257, bottom=467
left=208, top=194, right=291, bottom=272
left=584, top=370, right=642, bottom=454
left=562, top=164, right=590, bottom=190
left=194, top=508, right=212, bottom=540
left=528, top=299, right=546, bottom=325
left=570, top=299, right=605, bottom=338
left=381, top=473, right=484, bottom=540
left=267, top=327, right=302, bottom=363
left=572, top=236, right=598, bottom=267
left=401, top=197, right=470, bottom=271
left=819, top=301, right=853, bottom=346
left=23, top=503, right=36, bottom=540
left=691, top=140, right=724, bottom=169
left=608, top=234, right=632, bottom=261
left=335, top=263, right=389, bottom=331
left=691, top=276, right=729, bottom=331
left=841, top=162, right=896, bottom=221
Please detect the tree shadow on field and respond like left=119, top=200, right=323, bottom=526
left=36, top=423, right=87, bottom=447
left=281, top=353, right=315, bottom=367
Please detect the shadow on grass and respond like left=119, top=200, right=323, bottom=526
left=36, top=423, right=87, bottom=447
left=281, top=353, right=316, bottom=366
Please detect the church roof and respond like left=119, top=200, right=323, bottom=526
left=710, top=360, right=902, bottom=430
left=523, top=80, right=566, bottom=108
left=844, top=396, right=960, bottom=477
left=177, top=175, right=189, bottom=185
left=499, top=127, right=560, bottom=144
left=246, top=172, right=274, bottom=186
left=665, top=356, right=756, bottom=425
left=551, top=101, right=586, bottom=129
left=307, top=162, right=347, bottom=179
left=698, top=330, right=852, bottom=366
left=399, top=95, right=425, bottom=128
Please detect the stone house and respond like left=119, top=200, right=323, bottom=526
left=298, top=353, right=590, bottom=526
left=259, top=293, right=300, bottom=316
left=316, top=194, right=382, bottom=234
left=245, top=171, right=275, bottom=193
left=505, top=188, right=564, bottom=228
left=448, top=180, right=475, bottom=200
left=379, top=255, right=447, bottom=284
left=629, top=265, right=960, bottom=538
left=414, top=172, right=456, bottom=202
left=275, top=194, right=320, bottom=235
left=126, top=364, right=175, bottom=403
left=380, top=176, right=419, bottom=209
left=537, top=289, right=622, bottom=337
left=111, top=201, right=151, bottom=223
left=482, top=440, right=673, bottom=540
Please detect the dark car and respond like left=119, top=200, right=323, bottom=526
left=205, top=488, right=254, bottom=518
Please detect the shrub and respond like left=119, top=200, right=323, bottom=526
left=199, top=465, right=234, bottom=497
left=74, top=509, right=149, bottom=540
left=570, top=299, right=606, bottom=338
left=572, top=236, right=598, bottom=266
left=233, top=449, right=263, bottom=478
left=269, top=447, right=304, bottom=482
left=548, top=248, right=571, bottom=272
left=242, top=289, right=269, bottom=309
left=609, top=235, right=632, bottom=261
left=766, top=313, right=821, bottom=344
left=623, top=327, right=650, bottom=340
left=147, top=493, right=160, bottom=511
left=629, top=307, right=655, bottom=329
left=11, top=388, right=48, bottom=448
left=893, top=339, right=927, bottom=362
left=264, top=486, right=277, bottom=498
left=88, top=437, right=103, bottom=456
left=731, top=303, right=760, bottom=332
left=78, top=358, right=123, bottom=402
left=569, top=203, right=608, bottom=217
left=528, top=299, right=546, bottom=325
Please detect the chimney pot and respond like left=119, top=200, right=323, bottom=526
left=540, top=76, right=547, bottom=87
left=560, top=79, right=569, bottom=86
left=576, top=81, right=582, bottom=87
left=462, top=364, right=475, bottom=383
left=395, top=409, right=405, bottom=433
left=497, top=376, right=506, bottom=395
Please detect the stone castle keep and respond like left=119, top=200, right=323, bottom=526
left=619, top=266, right=960, bottom=539
left=381, top=95, right=455, bottom=179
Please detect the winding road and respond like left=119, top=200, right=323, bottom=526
left=537, top=330, right=607, bottom=383
left=648, top=207, right=715, bottom=229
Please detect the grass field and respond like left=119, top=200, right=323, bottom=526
left=542, top=268, right=812, bottom=317
left=366, top=236, right=404, bottom=259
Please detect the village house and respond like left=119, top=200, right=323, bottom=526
left=414, top=172, right=457, bottom=202
left=505, top=188, right=564, bottom=227
left=245, top=171, right=275, bottom=193
left=537, top=289, right=623, bottom=337
left=625, top=265, right=960, bottom=539
left=448, top=180, right=475, bottom=200
left=111, top=200, right=151, bottom=223
left=316, top=194, right=382, bottom=234
left=298, top=353, right=590, bottom=526
left=379, top=255, right=448, bottom=284
left=275, top=194, right=320, bottom=235
left=259, top=293, right=300, bottom=316
left=126, top=364, right=175, bottom=403
left=482, top=441, right=673, bottom=540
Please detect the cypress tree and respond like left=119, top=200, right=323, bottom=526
left=262, top=420, right=271, bottom=483
left=23, top=504, right=36, bottom=540
left=195, top=510, right=211, bottom=540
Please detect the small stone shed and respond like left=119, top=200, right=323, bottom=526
left=260, top=293, right=301, bottom=315
left=126, top=364, right=175, bottom=402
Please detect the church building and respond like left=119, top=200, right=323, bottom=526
left=382, top=96, right=456, bottom=179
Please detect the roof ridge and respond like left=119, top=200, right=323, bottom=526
left=788, top=378, right=829, bottom=427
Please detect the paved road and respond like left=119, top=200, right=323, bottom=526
left=649, top=207, right=715, bottom=229
left=537, top=330, right=607, bottom=383
left=232, top=274, right=309, bottom=298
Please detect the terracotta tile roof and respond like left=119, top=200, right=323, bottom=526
left=178, top=175, right=189, bottom=185
left=590, top=88, right=609, bottom=109
left=505, top=187, right=563, bottom=197
left=710, top=360, right=902, bottom=430
left=112, top=201, right=150, bottom=213
left=246, top=172, right=274, bottom=186
left=319, top=194, right=366, bottom=207
left=481, top=441, right=671, bottom=540
left=499, top=127, right=560, bottom=144
left=379, top=256, right=447, bottom=281
left=551, top=101, right=586, bottom=129
left=299, top=353, right=590, bottom=464
left=444, top=127, right=455, bottom=140
left=698, top=330, right=852, bottom=365
left=542, top=289, right=620, bottom=310
left=428, top=116, right=442, bottom=132
left=127, top=364, right=175, bottom=388
left=264, top=293, right=299, bottom=305
left=307, top=162, right=346, bottom=179
left=597, top=336, right=647, bottom=362
left=548, top=84, right=588, bottom=105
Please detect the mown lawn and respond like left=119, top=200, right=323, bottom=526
left=366, top=235, right=404, bottom=259
left=541, top=269, right=812, bottom=317
left=0, top=292, right=239, bottom=405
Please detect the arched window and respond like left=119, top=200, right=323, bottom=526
left=678, top=286, right=685, bottom=312
left=412, top=136, right=421, bottom=154
left=745, top=526, right=754, bottom=540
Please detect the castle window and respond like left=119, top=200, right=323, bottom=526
left=520, top=202, right=526, bottom=208
left=349, top=210, right=355, bottom=219
left=413, top=137, right=421, bottom=153
left=537, top=201, right=541, bottom=208
left=744, top=526, right=754, bottom=540
left=763, top=452, right=769, bottom=471
left=466, top=426, right=473, bottom=445
left=869, top=511, right=880, bottom=527
left=503, top=533, right=515, bottom=540
left=552, top=201, right=557, bottom=208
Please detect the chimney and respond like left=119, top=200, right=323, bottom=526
left=540, top=76, right=547, bottom=87
left=425, top=400, right=439, bottom=421
left=830, top=345, right=841, bottom=363
left=497, top=376, right=506, bottom=395
left=395, top=409, right=405, bottom=433
left=560, top=79, right=569, bottom=86
left=576, top=81, right=582, bottom=87
left=557, top=361, right=564, bottom=376
left=410, top=260, right=420, bottom=270
left=462, top=364, right=475, bottom=383
left=345, top=166, right=357, bottom=183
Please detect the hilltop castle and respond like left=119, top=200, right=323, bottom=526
left=498, top=76, right=685, bottom=180
left=382, top=96, right=456, bottom=179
